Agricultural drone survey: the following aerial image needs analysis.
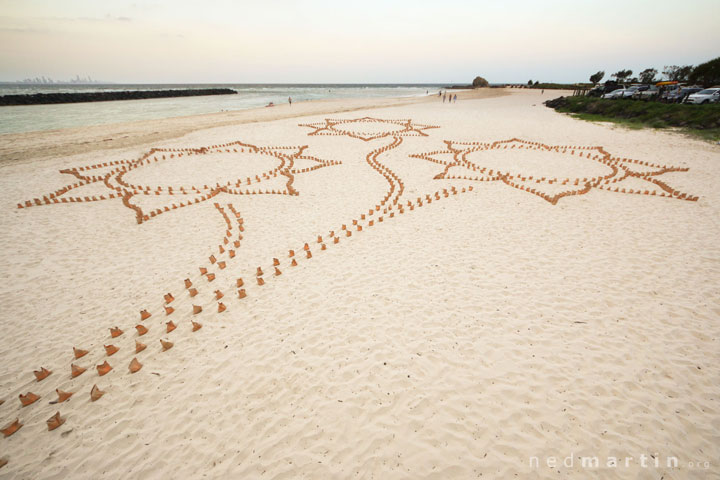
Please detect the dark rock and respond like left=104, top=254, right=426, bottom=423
left=0, top=88, right=237, bottom=106
left=543, top=96, right=569, bottom=109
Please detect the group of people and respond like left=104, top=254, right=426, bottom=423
left=439, top=91, right=457, bottom=103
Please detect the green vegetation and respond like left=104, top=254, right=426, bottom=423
left=689, top=56, right=720, bottom=87
left=545, top=96, right=720, bottom=141
left=530, top=82, right=591, bottom=90
left=589, top=71, right=605, bottom=84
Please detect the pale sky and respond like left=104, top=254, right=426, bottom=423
left=1, top=0, right=718, bottom=84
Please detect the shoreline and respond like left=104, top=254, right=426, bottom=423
left=0, top=87, right=502, bottom=167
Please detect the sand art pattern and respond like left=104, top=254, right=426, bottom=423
left=410, top=138, right=698, bottom=205
left=1, top=117, right=699, bottom=468
left=16, top=141, right=341, bottom=224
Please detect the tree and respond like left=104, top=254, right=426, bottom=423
left=688, top=57, right=720, bottom=87
left=611, top=69, right=633, bottom=83
left=663, top=65, right=693, bottom=82
left=589, top=71, right=605, bottom=84
left=527, top=79, right=533, bottom=86
left=639, top=68, right=658, bottom=84
left=472, top=76, right=489, bottom=88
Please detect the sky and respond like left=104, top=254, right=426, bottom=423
left=1, top=0, right=718, bottom=84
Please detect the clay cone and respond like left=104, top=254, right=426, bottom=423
left=56, top=389, right=73, bottom=403
left=256, top=266, right=263, bottom=276
left=199, top=267, right=207, bottom=275
left=96, top=361, right=112, bottom=376
left=165, top=305, right=176, bottom=315
left=19, top=392, right=39, bottom=407
left=218, top=302, right=226, bottom=313
left=193, top=305, right=202, bottom=314
left=215, top=290, right=224, bottom=300
left=274, top=267, right=282, bottom=276
left=110, top=327, right=123, bottom=338
left=306, top=251, right=312, bottom=259
left=71, top=364, right=86, bottom=378
left=273, top=258, right=280, bottom=266
left=192, top=321, right=202, bottom=332
left=257, top=277, right=265, bottom=286
left=291, top=259, right=298, bottom=267
left=47, top=412, right=65, bottom=431
left=166, top=321, right=176, bottom=333
left=1, top=419, right=22, bottom=437
left=236, top=278, right=244, bottom=288
left=135, top=340, right=147, bottom=353
left=160, top=339, right=174, bottom=351
left=129, top=357, right=142, bottom=374
left=184, top=278, right=192, bottom=288
left=207, top=273, right=216, bottom=282
left=73, top=347, right=89, bottom=359
left=238, top=289, right=247, bottom=299
left=90, top=385, right=104, bottom=402
left=34, top=367, right=52, bottom=382
left=164, top=293, right=174, bottom=304
left=104, top=344, right=119, bottom=356
left=140, top=309, right=151, bottom=321
left=189, top=288, right=198, bottom=297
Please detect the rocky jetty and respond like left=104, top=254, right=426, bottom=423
left=0, top=88, right=237, bottom=106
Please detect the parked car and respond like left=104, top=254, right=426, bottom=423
left=633, top=85, right=658, bottom=100
left=620, top=85, right=644, bottom=98
left=602, top=87, right=626, bottom=99
left=685, top=88, right=720, bottom=104
left=666, top=87, right=702, bottom=103
left=590, top=82, right=621, bottom=97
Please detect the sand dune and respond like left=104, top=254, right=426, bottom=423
left=0, top=89, right=718, bottom=479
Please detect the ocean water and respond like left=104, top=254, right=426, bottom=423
left=0, top=84, right=443, bottom=135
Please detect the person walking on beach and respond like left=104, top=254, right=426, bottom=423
left=288, top=96, right=292, bottom=106
left=438, top=91, right=442, bottom=98
left=453, top=94, right=457, bottom=103
left=443, top=92, right=446, bottom=103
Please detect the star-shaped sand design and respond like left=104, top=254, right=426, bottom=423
left=17, top=141, right=341, bottom=223
left=299, top=117, right=439, bottom=141
left=410, top=138, right=698, bottom=205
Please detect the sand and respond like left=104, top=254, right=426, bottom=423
left=0, top=88, right=718, bottom=479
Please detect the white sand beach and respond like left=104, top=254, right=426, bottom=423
left=0, top=88, right=719, bottom=479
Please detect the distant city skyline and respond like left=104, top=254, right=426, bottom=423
left=1, top=0, right=719, bottom=84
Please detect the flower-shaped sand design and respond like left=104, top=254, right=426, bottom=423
left=410, top=138, right=698, bottom=205
left=300, top=116, right=439, bottom=141
left=17, top=141, right=340, bottom=223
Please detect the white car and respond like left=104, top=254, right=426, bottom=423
left=685, top=88, right=720, bottom=104
left=602, top=88, right=626, bottom=99
left=619, top=86, right=643, bottom=98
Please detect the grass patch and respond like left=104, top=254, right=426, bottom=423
left=545, top=96, right=720, bottom=141
left=531, top=83, right=591, bottom=90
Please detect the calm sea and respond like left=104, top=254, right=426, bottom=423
left=0, top=83, right=444, bottom=135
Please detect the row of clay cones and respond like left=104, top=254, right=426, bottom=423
left=2, top=411, right=65, bottom=437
